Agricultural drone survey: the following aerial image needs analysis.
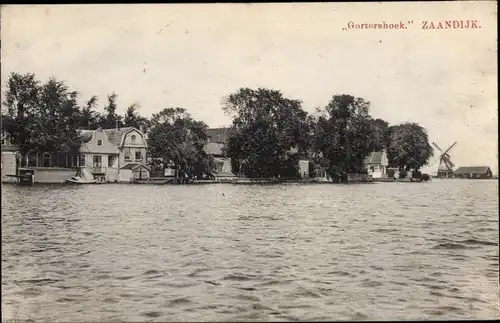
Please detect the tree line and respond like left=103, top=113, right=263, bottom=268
left=1, top=72, right=433, bottom=180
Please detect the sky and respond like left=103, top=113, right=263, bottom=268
left=1, top=2, right=497, bottom=174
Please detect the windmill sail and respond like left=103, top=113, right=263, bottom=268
left=432, top=142, right=443, bottom=152
left=445, top=157, right=455, bottom=169
left=443, top=142, right=457, bottom=155
left=433, top=141, right=457, bottom=175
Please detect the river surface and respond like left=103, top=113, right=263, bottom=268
left=1, top=180, right=499, bottom=321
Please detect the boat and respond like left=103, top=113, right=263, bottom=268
left=66, top=176, right=97, bottom=184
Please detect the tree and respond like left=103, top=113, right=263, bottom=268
left=222, top=88, right=309, bottom=178
left=99, top=93, right=123, bottom=129
left=35, top=77, right=82, bottom=153
left=311, top=94, right=374, bottom=182
left=78, top=96, right=102, bottom=129
left=2, top=73, right=105, bottom=166
left=123, top=103, right=150, bottom=129
left=367, top=118, right=389, bottom=151
left=2, top=73, right=41, bottom=165
left=387, top=122, right=433, bottom=171
left=148, top=107, right=211, bottom=180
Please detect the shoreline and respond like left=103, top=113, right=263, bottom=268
left=4, top=177, right=497, bottom=186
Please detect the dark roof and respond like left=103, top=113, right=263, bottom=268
left=120, top=163, right=150, bottom=171
left=454, top=166, right=491, bottom=174
left=364, top=151, right=385, bottom=164
left=205, top=127, right=230, bottom=144
left=103, top=127, right=136, bottom=146
left=204, top=142, right=224, bottom=156
left=78, top=127, right=137, bottom=146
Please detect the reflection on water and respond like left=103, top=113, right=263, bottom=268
left=1, top=180, right=499, bottom=321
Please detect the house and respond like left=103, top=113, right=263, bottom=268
left=204, top=127, right=236, bottom=180
left=298, top=160, right=310, bottom=179
left=1, top=131, right=19, bottom=183
left=364, top=149, right=389, bottom=179
left=453, top=166, right=493, bottom=179
left=23, top=126, right=150, bottom=183
left=78, top=126, right=150, bottom=182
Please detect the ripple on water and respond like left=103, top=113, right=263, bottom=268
left=187, top=268, right=211, bottom=277
left=459, top=239, right=498, bottom=247
left=235, top=294, right=261, bottom=302
left=327, top=270, right=357, bottom=278
left=255, top=279, right=291, bottom=287
left=433, top=243, right=470, bottom=250
left=360, top=279, right=384, bottom=288
left=142, top=311, right=162, bottom=318
left=1, top=181, right=498, bottom=321
left=223, top=273, right=257, bottom=281
left=166, top=297, right=192, bottom=307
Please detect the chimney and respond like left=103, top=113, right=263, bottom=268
left=139, top=124, right=145, bottom=134
left=115, top=120, right=119, bottom=130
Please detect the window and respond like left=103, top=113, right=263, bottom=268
left=131, top=135, right=136, bottom=142
left=43, top=152, right=51, bottom=167
left=124, top=148, right=131, bottom=161
left=57, top=154, right=68, bottom=168
left=93, top=156, right=102, bottom=167
left=28, top=154, right=37, bottom=167
left=135, top=151, right=142, bottom=161
left=97, top=140, right=103, bottom=146
left=108, top=156, right=115, bottom=167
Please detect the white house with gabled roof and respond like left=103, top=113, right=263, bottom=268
left=77, top=126, right=150, bottom=182
left=363, top=149, right=389, bottom=179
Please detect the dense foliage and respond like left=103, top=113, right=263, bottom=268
left=309, top=95, right=375, bottom=182
left=222, top=88, right=309, bottom=178
left=387, top=122, right=433, bottom=171
left=224, top=89, right=433, bottom=180
left=147, top=107, right=212, bottom=178
left=2, top=73, right=434, bottom=178
left=1, top=73, right=163, bottom=166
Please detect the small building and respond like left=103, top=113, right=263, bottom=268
left=298, top=160, right=310, bottom=179
left=1, top=131, right=19, bottom=183
left=453, top=166, right=493, bottom=179
left=364, top=149, right=389, bottom=179
left=204, top=127, right=236, bottom=180
left=437, top=168, right=454, bottom=179
left=120, top=163, right=151, bottom=180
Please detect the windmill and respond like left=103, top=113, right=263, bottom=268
left=430, top=141, right=457, bottom=178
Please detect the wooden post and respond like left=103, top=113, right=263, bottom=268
left=117, top=153, right=120, bottom=181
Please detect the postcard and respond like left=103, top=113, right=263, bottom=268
left=1, top=2, right=498, bottom=322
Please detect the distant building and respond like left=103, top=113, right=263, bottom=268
left=298, top=160, right=310, bottom=179
left=453, top=166, right=493, bottom=179
left=204, top=127, right=236, bottom=179
left=363, top=149, right=389, bottom=179
left=1, top=131, right=19, bottom=183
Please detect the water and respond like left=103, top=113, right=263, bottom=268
left=1, top=180, right=499, bottom=321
